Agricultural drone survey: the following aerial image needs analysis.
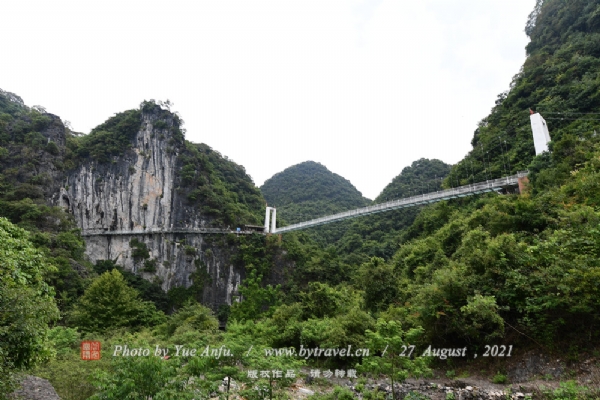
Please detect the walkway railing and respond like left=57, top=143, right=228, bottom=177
left=273, top=172, right=528, bottom=234
left=80, top=228, right=259, bottom=237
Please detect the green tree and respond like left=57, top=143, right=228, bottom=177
left=90, top=355, right=182, bottom=400
left=69, top=269, right=165, bottom=333
left=184, top=320, right=252, bottom=400
left=0, top=217, right=59, bottom=397
left=161, top=300, right=219, bottom=337
left=229, top=268, right=280, bottom=321
left=359, top=319, right=430, bottom=400
left=357, top=257, right=399, bottom=313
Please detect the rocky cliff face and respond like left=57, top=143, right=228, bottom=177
left=1, top=91, right=279, bottom=311
left=57, top=106, right=248, bottom=306
left=63, top=111, right=179, bottom=233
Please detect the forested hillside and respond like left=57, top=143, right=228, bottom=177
left=0, top=89, right=90, bottom=312
left=3, top=1, right=600, bottom=398
left=0, top=90, right=279, bottom=396
left=264, top=0, right=600, bottom=385
left=261, top=160, right=370, bottom=223
left=448, top=0, right=600, bottom=190
left=319, top=0, right=600, bottom=350
left=261, top=161, right=370, bottom=245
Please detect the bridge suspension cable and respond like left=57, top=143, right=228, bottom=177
left=269, top=172, right=528, bottom=234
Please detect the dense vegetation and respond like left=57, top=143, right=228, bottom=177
left=261, top=161, right=370, bottom=245
left=3, top=1, right=600, bottom=398
left=0, top=217, right=60, bottom=396
left=0, top=89, right=90, bottom=315
left=447, top=0, right=600, bottom=190
left=178, top=141, right=265, bottom=227
left=260, top=157, right=452, bottom=260
left=332, top=159, right=452, bottom=264
left=261, top=161, right=370, bottom=223
left=67, top=109, right=143, bottom=165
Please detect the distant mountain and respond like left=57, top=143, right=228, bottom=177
left=260, top=161, right=370, bottom=225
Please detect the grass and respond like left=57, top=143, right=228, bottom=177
left=538, top=380, right=600, bottom=400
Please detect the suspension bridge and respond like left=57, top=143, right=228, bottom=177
left=266, top=171, right=529, bottom=234
left=264, top=111, right=549, bottom=233
left=79, top=172, right=529, bottom=237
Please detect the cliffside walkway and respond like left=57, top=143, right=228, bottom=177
left=272, top=172, right=529, bottom=234
left=80, top=228, right=259, bottom=237
left=80, top=172, right=528, bottom=237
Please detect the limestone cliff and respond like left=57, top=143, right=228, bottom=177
left=55, top=102, right=267, bottom=308
left=0, top=90, right=278, bottom=310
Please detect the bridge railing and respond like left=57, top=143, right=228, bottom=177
left=80, top=228, right=259, bottom=237
left=273, top=172, right=528, bottom=233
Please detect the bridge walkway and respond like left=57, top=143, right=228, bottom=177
left=80, top=228, right=260, bottom=237
left=272, top=172, right=528, bottom=234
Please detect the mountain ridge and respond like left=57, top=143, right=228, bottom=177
left=260, top=160, right=370, bottom=225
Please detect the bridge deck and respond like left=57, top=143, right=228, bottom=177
left=273, top=172, right=528, bottom=234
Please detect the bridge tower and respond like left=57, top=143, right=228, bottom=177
left=530, top=110, right=551, bottom=155
left=264, top=207, right=276, bottom=233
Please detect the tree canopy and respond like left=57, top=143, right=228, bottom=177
left=69, top=269, right=165, bottom=333
left=0, top=217, right=59, bottom=396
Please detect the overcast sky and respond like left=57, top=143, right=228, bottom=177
left=2, top=0, right=535, bottom=200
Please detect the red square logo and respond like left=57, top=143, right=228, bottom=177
left=81, top=341, right=101, bottom=360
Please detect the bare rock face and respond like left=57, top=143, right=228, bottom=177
left=83, top=233, right=244, bottom=306
left=10, top=375, right=60, bottom=400
left=62, top=112, right=181, bottom=233
left=58, top=107, right=245, bottom=306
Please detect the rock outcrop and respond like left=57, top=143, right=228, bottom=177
left=56, top=105, right=259, bottom=307
left=9, top=375, right=60, bottom=400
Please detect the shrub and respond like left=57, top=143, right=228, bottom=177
left=161, top=301, right=219, bottom=337
left=129, top=238, right=149, bottom=261
left=0, top=218, right=60, bottom=394
left=142, top=259, right=157, bottom=273
left=542, top=380, right=593, bottom=399
left=153, top=120, right=168, bottom=130
left=47, top=327, right=80, bottom=357
left=184, top=245, right=196, bottom=256
left=492, top=372, right=508, bottom=384
left=46, top=141, right=59, bottom=155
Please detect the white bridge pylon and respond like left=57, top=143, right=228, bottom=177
left=264, top=206, right=276, bottom=233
